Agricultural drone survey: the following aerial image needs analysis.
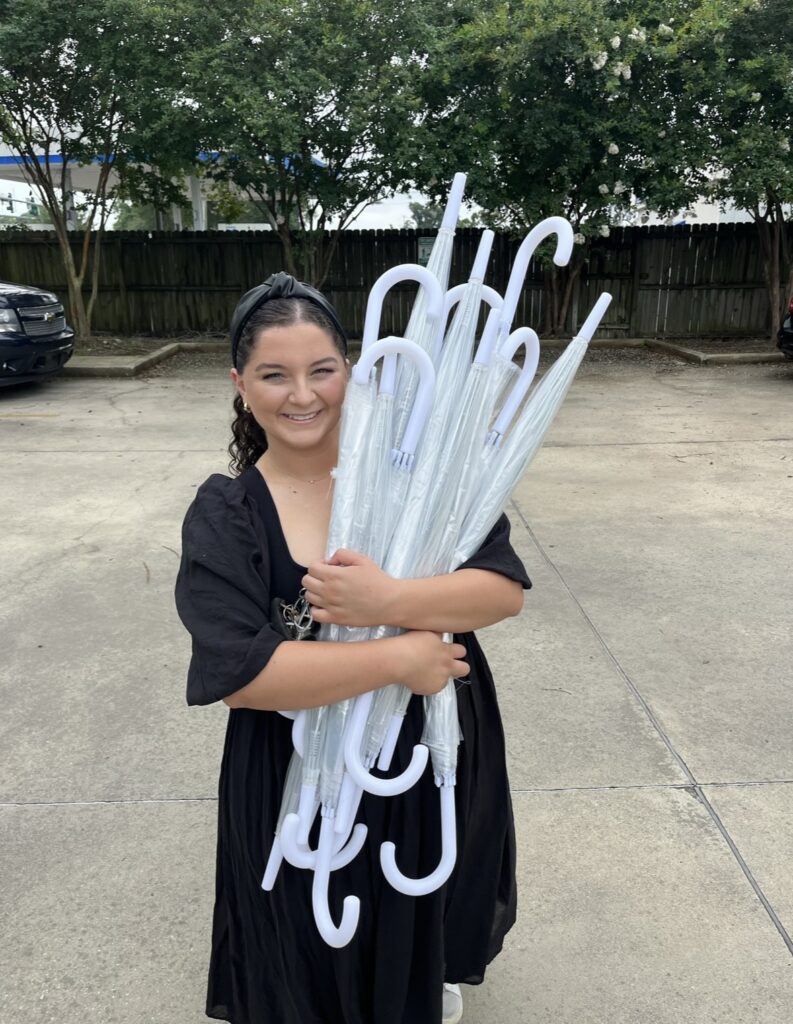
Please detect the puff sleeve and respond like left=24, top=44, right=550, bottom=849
left=455, top=513, right=532, bottom=589
left=174, top=474, right=287, bottom=706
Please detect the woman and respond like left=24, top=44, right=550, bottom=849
left=175, top=273, right=531, bottom=1024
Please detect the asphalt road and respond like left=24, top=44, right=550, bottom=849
left=2, top=351, right=792, bottom=1023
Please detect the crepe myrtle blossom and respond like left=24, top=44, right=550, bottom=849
left=598, top=183, right=610, bottom=195
left=780, top=139, right=791, bottom=154
left=573, top=232, right=586, bottom=245
left=658, top=23, right=674, bottom=38
left=592, top=51, right=608, bottom=71
left=658, top=129, right=667, bottom=138
left=611, top=35, right=621, bottom=49
left=608, top=142, right=620, bottom=155
left=629, top=27, right=646, bottom=43
left=750, top=92, right=761, bottom=103
left=613, top=181, right=627, bottom=195
left=614, top=62, right=632, bottom=81
left=599, top=225, right=611, bottom=238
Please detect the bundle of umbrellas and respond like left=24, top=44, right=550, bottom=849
left=263, top=173, right=612, bottom=947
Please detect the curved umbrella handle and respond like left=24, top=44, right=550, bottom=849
left=343, top=690, right=429, bottom=796
left=277, top=813, right=368, bottom=873
left=360, top=264, right=445, bottom=364
left=442, top=282, right=503, bottom=323
left=312, top=816, right=361, bottom=948
left=352, top=336, right=436, bottom=469
left=498, top=217, right=575, bottom=342
left=380, top=784, right=457, bottom=896
left=487, top=328, right=541, bottom=447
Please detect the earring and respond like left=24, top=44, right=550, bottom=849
left=243, top=399, right=250, bottom=413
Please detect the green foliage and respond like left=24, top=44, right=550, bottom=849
left=0, top=0, right=205, bottom=332
left=186, top=0, right=445, bottom=284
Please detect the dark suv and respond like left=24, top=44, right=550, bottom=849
left=778, top=295, right=793, bottom=360
left=0, top=280, right=75, bottom=386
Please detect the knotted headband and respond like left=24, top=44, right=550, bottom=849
left=230, top=271, right=348, bottom=366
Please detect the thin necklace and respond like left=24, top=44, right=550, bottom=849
left=263, top=461, right=333, bottom=496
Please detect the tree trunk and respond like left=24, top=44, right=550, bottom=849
left=754, top=199, right=786, bottom=341
left=556, top=258, right=584, bottom=335
left=53, top=220, right=91, bottom=338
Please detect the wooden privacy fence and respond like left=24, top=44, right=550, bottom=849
left=0, top=222, right=783, bottom=338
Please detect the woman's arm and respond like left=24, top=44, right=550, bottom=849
left=223, top=631, right=469, bottom=711
left=303, top=550, right=524, bottom=634
left=385, top=568, right=524, bottom=633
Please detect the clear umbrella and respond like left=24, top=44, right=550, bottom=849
left=280, top=335, right=438, bottom=948
left=340, top=232, right=503, bottom=805
left=380, top=293, right=612, bottom=897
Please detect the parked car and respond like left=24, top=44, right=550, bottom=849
left=778, top=295, right=793, bottom=360
left=0, top=280, right=74, bottom=387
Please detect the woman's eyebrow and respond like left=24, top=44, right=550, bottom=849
left=254, top=356, right=339, bottom=372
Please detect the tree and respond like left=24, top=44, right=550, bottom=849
left=694, top=0, right=793, bottom=337
left=188, top=0, right=442, bottom=287
left=413, top=0, right=712, bottom=333
left=0, top=0, right=203, bottom=337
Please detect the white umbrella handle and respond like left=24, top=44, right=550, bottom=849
left=442, top=282, right=503, bottom=322
left=343, top=689, right=429, bottom=796
left=312, top=816, right=361, bottom=947
left=499, top=217, right=575, bottom=341
left=275, top=813, right=368, bottom=874
left=352, top=336, right=436, bottom=468
left=487, top=328, right=541, bottom=446
left=380, top=784, right=457, bottom=896
left=360, top=263, right=446, bottom=366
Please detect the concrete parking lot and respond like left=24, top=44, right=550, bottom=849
left=2, top=350, right=792, bottom=1023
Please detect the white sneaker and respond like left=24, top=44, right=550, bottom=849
left=442, top=982, right=463, bottom=1024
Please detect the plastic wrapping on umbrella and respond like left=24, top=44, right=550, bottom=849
left=305, top=336, right=438, bottom=947
left=348, top=236, right=503, bottom=771
left=457, top=294, right=612, bottom=563
left=421, top=676, right=461, bottom=786
left=391, top=174, right=467, bottom=449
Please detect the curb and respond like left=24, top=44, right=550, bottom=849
left=63, top=340, right=227, bottom=377
left=63, top=337, right=786, bottom=378
left=645, top=340, right=785, bottom=365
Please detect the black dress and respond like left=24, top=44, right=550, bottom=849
left=175, top=466, right=532, bottom=1024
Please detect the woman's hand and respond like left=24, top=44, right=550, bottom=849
left=394, top=631, right=469, bottom=696
left=302, top=549, right=401, bottom=627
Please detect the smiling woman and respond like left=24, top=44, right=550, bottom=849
left=174, top=271, right=530, bottom=1024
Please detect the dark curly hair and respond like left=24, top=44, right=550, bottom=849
left=228, top=297, right=347, bottom=475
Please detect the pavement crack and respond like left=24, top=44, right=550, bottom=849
left=509, top=496, right=793, bottom=958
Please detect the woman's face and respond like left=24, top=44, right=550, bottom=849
left=230, top=320, right=348, bottom=453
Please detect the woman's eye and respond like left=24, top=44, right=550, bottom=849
left=262, top=372, right=284, bottom=381
left=313, top=367, right=334, bottom=375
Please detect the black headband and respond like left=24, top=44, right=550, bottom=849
left=230, top=271, right=348, bottom=366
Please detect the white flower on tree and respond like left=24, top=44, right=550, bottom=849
left=591, top=51, right=608, bottom=70
left=658, top=23, right=674, bottom=38
left=611, top=35, right=621, bottom=49
left=599, top=224, right=611, bottom=237
left=613, top=181, right=627, bottom=195
left=750, top=91, right=761, bottom=102
left=598, top=183, right=610, bottom=195
left=573, top=232, right=586, bottom=245
left=608, top=142, right=619, bottom=155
